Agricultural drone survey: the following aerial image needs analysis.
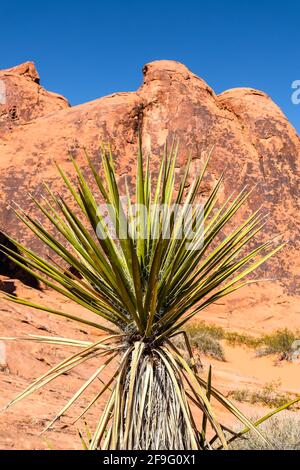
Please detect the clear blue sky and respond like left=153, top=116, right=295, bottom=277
left=1, top=0, right=300, bottom=133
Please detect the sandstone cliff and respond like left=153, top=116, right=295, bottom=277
left=0, top=59, right=299, bottom=450
left=0, top=60, right=298, bottom=292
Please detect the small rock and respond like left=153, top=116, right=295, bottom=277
left=0, top=340, right=8, bottom=371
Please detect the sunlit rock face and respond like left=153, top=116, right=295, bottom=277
left=0, top=60, right=299, bottom=294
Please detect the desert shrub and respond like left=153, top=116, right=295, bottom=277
left=225, top=331, right=260, bottom=348
left=186, top=322, right=299, bottom=361
left=229, top=412, right=300, bottom=450
left=183, top=323, right=225, bottom=360
left=228, top=388, right=249, bottom=403
left=228, top=380, right=299, bottom=409
left=186, top=322, right=224, bottom=340
left=192, top=331, right=225, bottom=361
left=256, top=329, right=299, bottom=359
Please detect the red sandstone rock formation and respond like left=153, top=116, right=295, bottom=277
left=0, top=61, right=69, bottom=134
left=0, top=60, right=299, bottom=450
left=0, top=59, right=298, bottom=292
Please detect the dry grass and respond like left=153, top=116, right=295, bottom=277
left=185, top=322, right=300, bottom=361
left=256, top=328, right=298, bottom=359
left=229, top=412, right=300, bottom=450
left=182, top=324, right=225, bottom=361
left=228, top=379, right=300, bottom=409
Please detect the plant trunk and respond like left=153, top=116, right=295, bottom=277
left=104, top=352, right=197, bottom=450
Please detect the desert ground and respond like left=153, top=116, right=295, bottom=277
left=0, top=280, right=299, bottom=450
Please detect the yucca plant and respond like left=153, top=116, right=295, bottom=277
left=1, top=140, right=296, bottom=450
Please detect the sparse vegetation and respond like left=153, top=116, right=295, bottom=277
left=225, top=331, right=260, bottom=348
left=182, top=323, right=225, bottom=360
left=228, top=380, right=300, bottom=409
left=229, top=412, right=300, bottom=450
left=256, top=328, right=298, bottom=359
left=185, top=323, right=224, bottom=340
left=185, top=321, right=299, bottom=361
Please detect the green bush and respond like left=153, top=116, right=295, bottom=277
left=228, top=380, right=299, bottom=409
left=185, top=322, right=300, bottom=361
left=257, top=329, right=298, bottom=358
left=183, top=323, right=225, bottom=360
